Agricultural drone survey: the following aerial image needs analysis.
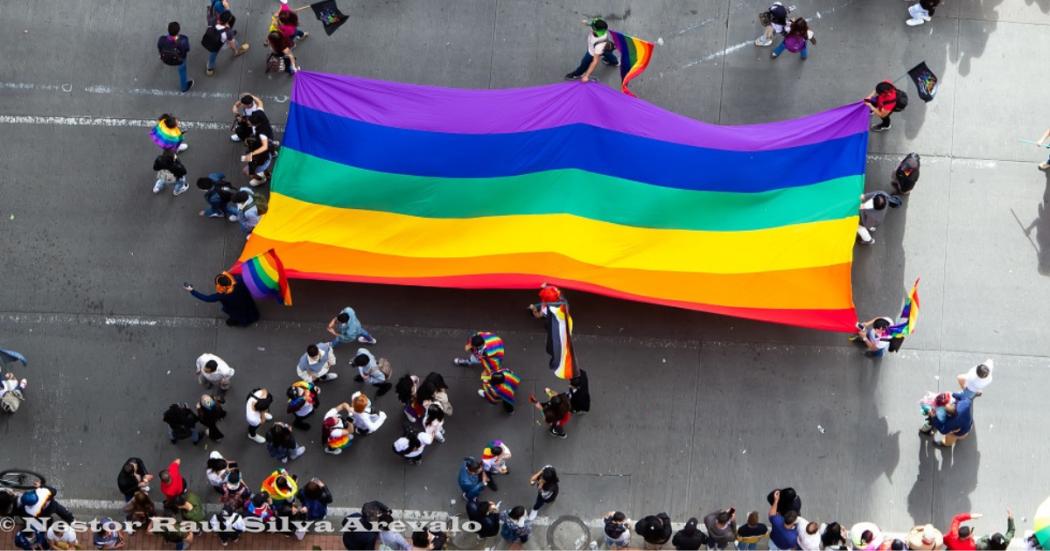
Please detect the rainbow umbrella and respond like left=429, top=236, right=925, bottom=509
left=1035, top=496, right=1050, bottom=548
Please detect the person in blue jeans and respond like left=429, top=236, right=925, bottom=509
left=565, top=18, right=619, bottom=82
left=457, top=457, right=487, bottom=500
left=157, top=22, right=193, bottom=92
left=499, top=506, right=533, bottom=545
left=771, top=18, right=812, bottom=60
left=196, top=173, right=238, bottom=220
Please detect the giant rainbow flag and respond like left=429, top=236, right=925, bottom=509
left=238, top=72, right=870, bottom=331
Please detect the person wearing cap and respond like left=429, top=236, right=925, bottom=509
left=957, top=360, right=994, bottom=398
left=920, top=391, right=975, bottom=447
left=458, top=456, right=488, bottom=500
left=565, top=18, right=620, bottom=82
left=185, top=272, right=260, bottom=327
left=907, top=524, right=944, bottom=550
left=19, top=483, right=74, bottom=522
left=976, top=509, right=1014, bottom=550
left=672, top=517, right=709, bottom=549
left=944, top=512, right=982, bottom=549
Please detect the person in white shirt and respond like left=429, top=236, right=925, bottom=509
left=196, top=353, right=235, bottom=397
left=350, top=391, right=387, bottom=434
left=957, top=359, right=994, bottom=398
left=564, top=18, right=619, bottom=82
left=45, top=524, right=78, bottom=550
left=245, top=388, right=273, bottom=444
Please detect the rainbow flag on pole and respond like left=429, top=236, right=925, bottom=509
left=544, top=303, right=576, bottom=380
left=237, top=72, right=870, bottom=332
left=887, top=278, right=920, bottom=352
left=608, top=30, right=654, bottom=97
left=241, top=249, right=293, bottom=305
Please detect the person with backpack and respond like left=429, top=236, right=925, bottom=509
left=351, top=348, right=393, bottom=396
left=152, top=149, right=189, bottom=196
left=273, top=0, right=311, bottom=44
left=865, top=81, right=906, bottom=132
left=157, top=22, right=193, bottom=93
left=754, top=2, right=790, bottom=47
left=771, top=17, right=814, bottom=60
left=857, top=191, right=902, bottom=245
left=230, top=93, right=264, bottom=142
left=266, top=30, right=299, bottom=75
left=202, top=11, right=249, bottom=77
left=232, top=189, right=262, bottom=235
left=565, top=18, right=619, bottom=82
left=906, top=0, right=941, bottom=26
left=196, top=173, right=238, bottom=221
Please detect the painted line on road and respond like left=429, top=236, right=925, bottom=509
left=1, top=81, right=289, bottom=103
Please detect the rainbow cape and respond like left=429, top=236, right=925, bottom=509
left=238, top=72, right=870, bottom=332
left=149, top=119, right=183, bottom=150
left=609, top=30, right=654, bottom=97
left=544, top=303, right=576, bottom=380
left=241, top=249, right=293, bottom=305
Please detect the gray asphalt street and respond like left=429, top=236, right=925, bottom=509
left=1, top=0, right=1049, bottom=547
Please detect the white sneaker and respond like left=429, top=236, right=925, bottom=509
left=153, top=180, right=165, bottom=194
left=230, top=134, right=242, bottom=142
left=248, top=433, right=266, bottom=444
left=528, top=510, right=538, bottom=520
left=227, top=215, right=238, bottom=222
left=177, top=143, right=189, bottom=152
left=905, top=17, right=925, bottom=26
left=477, top=389, right=486, bottom=398
left=754, top=36, right=773, bottom=47
left=922, top=14, right=931, bottom=21
left=321, top=372, right=339, bottom=381
left=264, top=413, right=273, bottom=421
left=324, top=447, right=343, bottom=455
left=249, top=178, right=266, bottom=187
left=173, top=180, right=189, bottom=196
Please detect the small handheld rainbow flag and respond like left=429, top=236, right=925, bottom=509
left=887, top=278, right=920, bottom=352
left=149, top=118, right=183, bottom=150
left=241, top=249, right=293, bottom=305
left=609, top=30, right=655, bottom=97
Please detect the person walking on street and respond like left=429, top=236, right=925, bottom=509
left=163, top=402, right=202, bottom=445
left=157, top=22, right=193, bottom=92
left=152, top=149, right=189, bottom=196
left=202, top=10, right=249, bottom=77
left=481, top=440, right=512, bottom=491
left=458, top=457, right=488, bottom=500
left=704, top=508, right=738, bottom=549
left=851, top=317, right=893, bottom=357
left=246, top=387, right=274, bottom=444
left=530, top=389, right=571, bottom=438
left=273, top=0, right=311, bottom=43
left=151, top=114, right=189, bottom=153
left=322, top=402, right=354, bottom=454
left=117, top=458, right=153, bottom=502
left=159, top=458, right=187, bottom=507
left=944, top=512, right=982, bottom=550
left=603, top=512, right=632, bottom=550
left=957, top=359, right=994, bottom=398
left=195, top=353, right=235, bottom=399
left=241, top=135, right=274, bottom=187
left=857, top=191, right=902, bottom=245
left=906, top=0, right=941, bottom=26
left=327, top=307, right=377, bottom=346
left=297, top=342, right=338, bottom=383
left=755, top=2, right=791, bottom=46
left=266, top=421, right=307, bottom=463
left=233, top=189, right=261, bottom=235
left=865, top=81, right=902, bottom=132
left=351, top=348, right=393, bottom=396
left=287, top=379, right=320, bottom=430
left=266, top=30, right=299, bottom=75
left=124, top=491, right=156, bottom=524
left=528, top=466, right=558, bottom=519
left=197, top=393, right=227, bottom=441
left=920, top=392, right=974, bottom=447
left=196, top=173, right=238, bottom=220
left=185, top=272, right=260, bottom=327
left=564, top=18, right=618, bottom=82
left=220, top=470, right=251, bottom=513
left=500, top=506, right=533, bottom=547
left=454, top=332, right=505, bottom=371
left=528, top=283, right=566, bottom=318
left=976, top=509, right=1014, bottom=550
left=350, top=391, right=388, bottom=435
left=771, top=17, right=814, bottom=59
left=467, top=499, right=502, bottom=540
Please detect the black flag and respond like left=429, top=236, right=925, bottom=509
left=907, top=61, right=939, bottom=102
left=311, top=0, right=348, bottom=36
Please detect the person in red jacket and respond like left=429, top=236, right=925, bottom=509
left=159, top=458, right=187, bottom=506
left=944, top=512, right=982, bottom=549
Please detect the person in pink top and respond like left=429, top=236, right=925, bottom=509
left=272, top=0, right=310, bottom=43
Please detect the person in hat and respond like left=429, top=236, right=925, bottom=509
left=920, top=392, right=974, bottom=447
left=907, top=524, right=945, bottom=550
left=481, top=441, right=512, bottom=491
left=565, top=18, right=619, bottom=82
left=196, top=393, right=227, bottom=441
left=20, top=483, right=75, bottom=522
left=458, top=457, right=488, bottom=500
left=944, top=512, right=982, bottom=550
left=976, top=509, right=1014, bottom=550
left=286, top=379, right=320, bottom=430
left=672, top=517, right=708, bottom=550
left=957, top=359, right=994, bottom=399
left=185, top=272, right=260, bottom=327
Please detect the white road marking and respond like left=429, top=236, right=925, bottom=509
left=3, top=81, right=288, bottom=104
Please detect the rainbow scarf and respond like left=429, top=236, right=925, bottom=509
left=150, top=119, right=183, bottom=150
left=481, top=368, right=520, bottom=405
left=237, top=72, right=870, bottom=332
left=481, top=440, right=504, bottom=461
left=241, top=249, right=293, bottom=305
left=261, top=469, right=298, bottom=501
left=608, top=30, right=654, bottom=97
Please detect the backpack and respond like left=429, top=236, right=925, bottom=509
left=265, top=53, right=285, bottom=74
left=0, top=390, right=22, bottom=413
left=893, top=88, right=908, bottom=112
left=201, top=26, right=224, bottom=53
left=159, top=36, right=185, bottom=66
left=377, top=358, right=393, bottom=379
left=253, top=191, right=269, bottom=214
left=894, top=153, right=920, bottom=194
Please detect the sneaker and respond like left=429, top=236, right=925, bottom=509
left=564, top=73, right=580, bottom=81
left=436, top=432, right=446, bottom=443
left=1039, top=163, right=1050, bottom=171
left=182, top=79, right=195, bottom=93
left=922, top=14, right=932, bottom=21
left=206, top=68, right=215, bottom=76
left=871, top=123, right=891, bottom=132
left=906, top=18, right=925, bottom=26
left=177, top=143, right=189, bottom=153
left=301, top=32, right=310, bottom=39
left=173, top=181, right=189, bottom=196
left=755, top=36, right=773, bottom=47
left=249, top=178, right=266, bottom=187
left=453, top=358, right=472, bottom=367
left=234, top=43, right=250, bottom=57
left=206, top=212, right=223, bottom=219
left=357, top=335, right=377, bottom=344
left=230, top=134, right=242, bottom=142
left=919, top=423, right=934, bottom=435
left=227, top=214, right=238, bottom=222
left=324, top=447, right=343, bottom=455
left=153, top=180, right=165, bottom=194
left=249, top=433, right=266, bottom=444
left=264, top=412, right=273, bottom=421
left=281, top=457, right=288, bottom=464
left=477, top=389, right=486, bottom=398
left=321, top=372, right=339, bottom=381
left=771, top=51, right=780, bottom=59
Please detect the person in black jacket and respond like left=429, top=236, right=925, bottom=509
left=117, top=458, right=154, bottom=501
left=152, top=149, right=189, bottom=195
left=185, top=272, right=260, bottom=327
left=163, top=403, right=202, bottom=445
left=766, top=487, right=802, bottom=515
left=342, top=512, right=378, bottom=550
left=672, top=517, right=708, bottom=550
left=636, top=512, right=673, bottom=549
left=568, top=370, right=590, bottom=413
left=197, top=394, right=227, bottom=442
left=466, top=499, right=501, bottom=539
